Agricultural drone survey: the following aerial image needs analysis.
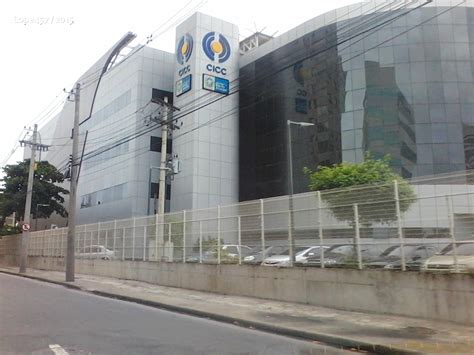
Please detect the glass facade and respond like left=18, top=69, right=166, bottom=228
left=239, top=3, right=474, bottom=201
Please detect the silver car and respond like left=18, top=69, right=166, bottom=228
left=76, top=245, right=116, bottom=260
left=422, top=242, right=474, bottom=273
left=263, top=246, right=328, bottom=267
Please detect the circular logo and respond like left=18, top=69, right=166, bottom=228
left=293, top=61, right=310, bottom=85
left=22, top=223, right=30, bottom=232
left=176, top=33, right=193, bottom=65
left=202, top=32, right=231, bottom=63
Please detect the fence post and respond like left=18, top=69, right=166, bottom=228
left=155, top=215, right=161, bottom=262
left=318, top=191, right=325, bottom=268
left=143, top=224, right=147, bottom=262
left=64, top=228, right=68, bottom=258
left=394, top=180, right=406, bottom=271
left=199, top=220, right=203, bottom=264
left=353, top=204, right=363, bottom=270
left=132, top=217, right=136, bottom=261
left=42, top=231, right=45, bottom=256
left=288, top=210, right=294, bottom=266
left=238, top=216, right=242, bottom=265
left=82, top=230, right=86, bottom=259
left=260, top=199, right=266, bottom=265
left=446, top=195, right=459, bottom=272
left=105, top=229, right=108, bottom=253
left=183, top=210, right=187, bottom=263
left=113, top=220, right=117, bottom=255
left=122, top=227, right=125, bottom=261
left=97, top=222, right=101, bottom=250
left=90, top=229, right=93, bottom=259
left=217, top=206, right=221, bottom=264
left=168, top=222, right=172, bottom=262
left=56, top=231, right=60, bottom=257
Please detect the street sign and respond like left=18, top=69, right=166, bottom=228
left=22, top=223, right=30, bottom=232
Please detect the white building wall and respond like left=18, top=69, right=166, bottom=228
left=171, top=13, right=240, bottom=212
left=76, top=47, right=174, bottom=224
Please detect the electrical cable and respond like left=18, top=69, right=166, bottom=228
left=76, top=0, right=458, bottom=173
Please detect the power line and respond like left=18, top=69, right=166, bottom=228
left=34, top=0, right=404, bottom=151
left=76, top=0, right=456, bottom=171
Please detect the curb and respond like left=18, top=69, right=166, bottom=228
left=1, top=270, right=421, bottom=355
left=0, top=270, right=82, bottom=290
left=90, top=290, right=421, bottom=355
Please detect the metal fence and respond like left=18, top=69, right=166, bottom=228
left=1, top=171, right=474, bottom=273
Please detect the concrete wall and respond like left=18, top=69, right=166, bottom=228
left=3, top=256, right=472, bottom=325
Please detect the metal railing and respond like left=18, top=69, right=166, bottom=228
left=1, top=171, right=474, bottom=273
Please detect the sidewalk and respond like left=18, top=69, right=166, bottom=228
left=1, top=267, right=473, bottom=354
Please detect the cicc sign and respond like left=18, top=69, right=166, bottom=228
left=176, top=33, right=193, bottom=77
left=202, top=32, right=231, bottom=75
left=176, top=33, right=193, bottom=65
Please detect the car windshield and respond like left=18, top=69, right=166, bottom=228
left=380, top=245, right=399, bottom=257
left=248, top=246, right=272, bottom=254
left=386, top=245, right=419, bottom=257
left=327, top=245, right=353, bottom=255
left=443, top=243, right=474, bottom=256
left=277, top=247, right=308, bottom=256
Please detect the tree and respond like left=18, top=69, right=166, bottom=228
left=0, top=160, right=69, bottom=228
left=303, top=154, right=416, bottom=227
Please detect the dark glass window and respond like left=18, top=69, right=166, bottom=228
left=150, top=136, right=172, bottom=154
left=150, top=183, right=171, bottom=200
left=238, top=6, right=474, bottom=201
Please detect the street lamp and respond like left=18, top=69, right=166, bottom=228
left=35, top=204, right=50, bottom=231
left=287, top=120, right=315, bottom=265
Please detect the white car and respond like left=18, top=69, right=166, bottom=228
left=263, top=246, right=328, bottom=267
left=422, top=242, right=474, bottom=273
left=76, top=245, right=116, bottom=260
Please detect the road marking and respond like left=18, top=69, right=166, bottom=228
left=49, top=344, right=69, bottom=355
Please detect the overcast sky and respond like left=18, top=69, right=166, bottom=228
left=0, top=0, right=360, bottom=167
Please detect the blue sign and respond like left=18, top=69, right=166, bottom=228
left=295, top=97, right=307, bottom=114
left=202, top=74, right=229, bottom=95
left=176, top=74, right=192, bottom=97
left=214, top=77, right=229, bottom=94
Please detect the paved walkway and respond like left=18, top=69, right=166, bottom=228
left=1, top=267, right=473, bottom=354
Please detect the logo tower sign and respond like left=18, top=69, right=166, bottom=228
left=171, top=13, right=239, bottom=212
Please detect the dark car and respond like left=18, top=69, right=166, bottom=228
left=186, top=244, right=252, bottom=263
left=304, top=244, right=382, bottom=267
left=243, top=245, right=287, bottom=264
left=368, top=244, right=440, bottom=269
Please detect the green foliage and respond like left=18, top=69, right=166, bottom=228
left=0, top=225, right=21, bottom=236
left=0, top=160, right=69, bottom=226
left=304, top=153, right=416, bottom=225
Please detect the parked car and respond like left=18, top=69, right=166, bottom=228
left=383, top=244, right=442, bottom=270
left=186, top=244, right=252, bottom=263
left=263, top=246, right=329, bottom=267
left=422, top=242, right=474, bottom=273
left=243, top=245, right=287, bottom=264
left=367, top=244, right=440, bottom=269
left=76, top=245, right=115, bottom=260
left=306, top=244, right=382, bottom=268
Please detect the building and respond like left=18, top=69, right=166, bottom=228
left=239, top=0, right=474, bottom=200
left=32, top=0, right=474, bottom=227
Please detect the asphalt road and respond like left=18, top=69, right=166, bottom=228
left=0, top=273, right=353, bottom=355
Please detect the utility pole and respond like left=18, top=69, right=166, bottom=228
left=286, top=120, right=315, bottom=266
left=19, top=124, right=37, bottom=273
left=66, top=82, right=80, bottom=282
left=157, top=97, right=169, bottom=217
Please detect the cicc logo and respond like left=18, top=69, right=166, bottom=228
left=202, top=32, right=231, bottom=63
left=176, top=33, right=193, bottom=65
left=293, top=61, right=311, bottom=85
